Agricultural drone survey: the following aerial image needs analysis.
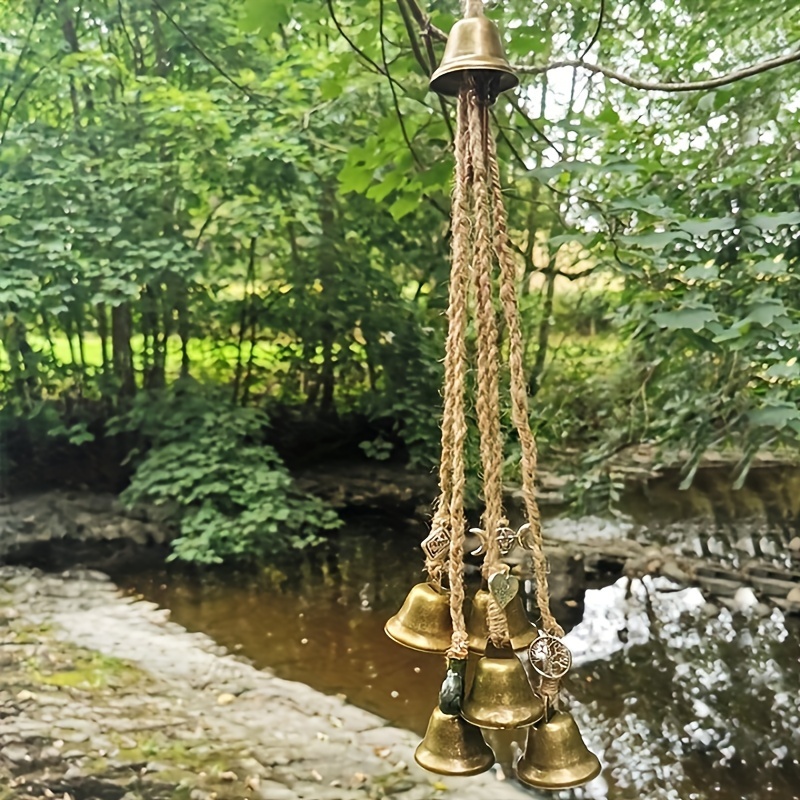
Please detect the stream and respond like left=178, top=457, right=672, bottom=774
left=119, top=494, right=800, bottom=800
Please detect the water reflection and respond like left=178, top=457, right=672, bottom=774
left=121, top=520, right=800, bottom=800
left=565, top=578, right=800, bottom=800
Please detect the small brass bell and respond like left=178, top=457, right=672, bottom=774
left=415, top=707, right=495, bottom=776
left=461, top=644, right=544, bottom=730
left=515, top=710, right=602, bottom=790
left=467, top=589, right=538, bottom=654
left=430, top=13, right=519, bottom=98
left=384, top=583, right=453, bottom=653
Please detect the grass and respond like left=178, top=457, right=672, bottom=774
left=31, top=650, right=141, bottom=690
left=0, top=331, right=370, bottom=393
left=10, top=333, right=293, bottom=378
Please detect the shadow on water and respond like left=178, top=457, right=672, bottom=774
left=120, top=490, right=800, bottom=800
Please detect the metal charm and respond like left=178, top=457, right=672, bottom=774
left=470, top=525, right=519, bottom=557
left=488, top=570, right=519, bottom=609
left=438, top=658, right=468, bottom=716
left=422, top=526, right=450, bottom=562
left=529, top=634, right=573, bottom=680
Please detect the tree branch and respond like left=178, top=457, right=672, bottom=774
left=509, top=94, right=562, bottom=158
left=396, top=0, right=453, bottom=143
left=395, top=0, right=430, bottom=75
left=579, top=0, right=605, bottom=59
left=402, top=0, right=447, bottom=42
left=0, top=58, right=58, bottom=145
left=326, top=0, right=391, bottom=81
left=379, top=0, right=423, bottom=168
left=0, top=0, right=45, bottom=124
left=516, top=48, right=800, bottom=93
left=150, top=0, right=262, bottom=103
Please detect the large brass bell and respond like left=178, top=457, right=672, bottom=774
left=430, top=12, right=519, bottom=98
left=515, top=710, right=602, bottom=790
left=461, top=644, right=544, bottom=729
left=384, top=583, right=453, bottom=653
left=415, top=707, right=495, bottom=776
left=467, top=588, right=538, bottom=654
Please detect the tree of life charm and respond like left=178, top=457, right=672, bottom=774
left=529, top=633, right=573, bottom=679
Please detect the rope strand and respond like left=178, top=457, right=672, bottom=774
left=443, top=91, right=474, bottom=659
left=467, top=92, right=510, bottom=647
left=463, top=0, right=485, bottom=18
left=487, top=132, right=563, bottom=638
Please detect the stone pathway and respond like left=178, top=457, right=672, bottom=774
left=0, top=567, right=531, bottom=800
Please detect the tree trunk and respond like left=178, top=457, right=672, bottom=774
left=2, top=317, right=38, bottom=407
left=96, top=303, right=110, bottom=380
left=233, top=238, right=257, bottom=404
left=176, top=287, right=191, bottom=379
left=317, top=186, right=338, bottom=418
left=111, top=303, right=136, bottom=399
left=528, top=261, right=557, bottom=397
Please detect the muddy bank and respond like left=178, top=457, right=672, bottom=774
left=0, top=492, right=172, bottom=570
left=0, top=566, right=530, bottom=800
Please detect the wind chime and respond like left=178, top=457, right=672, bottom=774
left=384, top=1, right=601, bottom=790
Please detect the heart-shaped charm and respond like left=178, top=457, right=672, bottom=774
left=488, top=571, right=519, bottom=609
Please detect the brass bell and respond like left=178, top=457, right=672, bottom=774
left=430, top=13, right=519, bottom=98
left=384, top=583, right=453, bottom=653
left=415, top=707, right=495, bottom=776
left=461, top=644, right=544, bottom=730
left=515, top=710, right=602, bottom=790
left=467, top=589, right=538, bottom=654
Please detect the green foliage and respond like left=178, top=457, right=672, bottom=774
left=118, top=386, right=341, bottom=564
left=3, top=0, right=800, bottom=524
left=307, top=0, right=800, bottom=496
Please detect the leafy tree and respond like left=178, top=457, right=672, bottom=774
left=270, top=0, right=800, bottom=493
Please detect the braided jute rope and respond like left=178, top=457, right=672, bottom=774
left=425, top=84, right=472, bottom=593
left=467, top=91, right=511, bottom=648
left=442, top=92, right=474, bottom=660
left=487, top=131, right=564, bottom=639
left=463, top=0, right=485, bottom=17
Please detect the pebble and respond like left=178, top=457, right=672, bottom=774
left=256, top=781, right=299, bottom=800
left=3, top=744, right=32, bottom=763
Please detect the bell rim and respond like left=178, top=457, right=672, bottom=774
left=383, top=620, right=450, bottom=654
left=429, top=63, right=519, bottom=97
left=384, top=618, right=452, bottom=653
left=431, top=56, right=518, bottom=76
left=514, top=756, right=602, bottom=790
left=414, top=748, right=495, bottom=777
left=461, top=705, right=543, bottom=730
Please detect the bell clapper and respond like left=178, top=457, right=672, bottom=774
left=438, top=657, right=468, bottom=715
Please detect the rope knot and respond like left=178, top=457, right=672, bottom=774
left=463, top=0, right=485, bottom=18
